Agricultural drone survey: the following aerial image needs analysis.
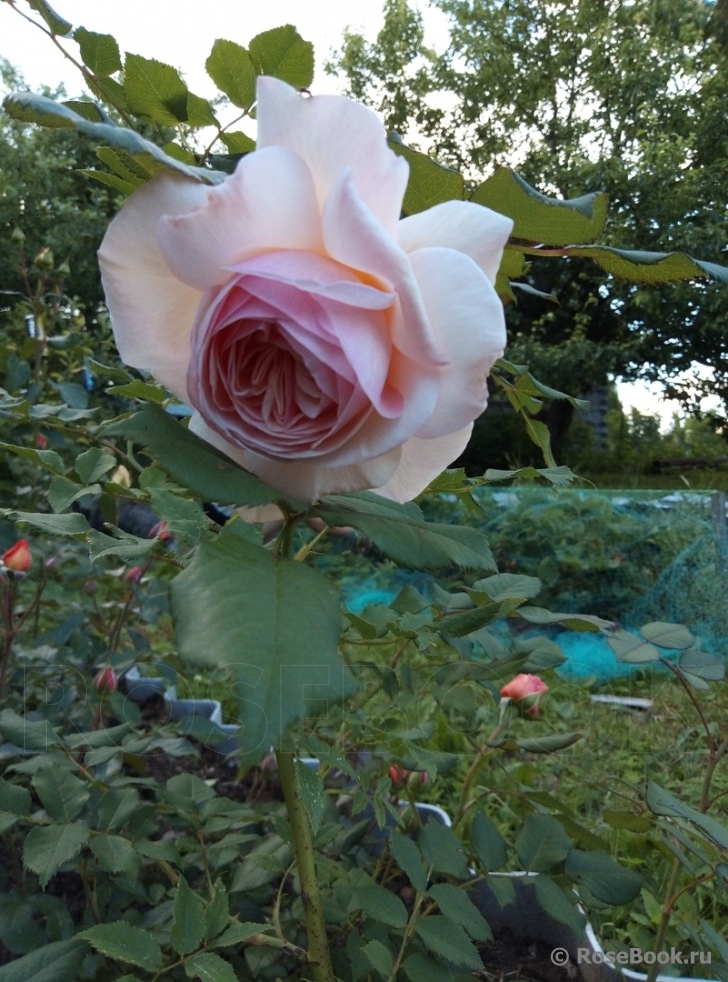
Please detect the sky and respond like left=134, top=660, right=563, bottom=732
left=0, top=0, right=716, bottom=426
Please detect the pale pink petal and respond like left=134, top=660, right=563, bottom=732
left=189, top=413, right=401, bottom=502
left=237, top=504, right=284, bottom=524
left=256, top=76, right=408, bottom=235
left=407, top=248, right=506, bottom=440
left=157, top=148, right=323, bottom=292
left=397, top=201, right=513, bottom=285
left=322, top=172, right=447, bottom=368
left=98, top=174, right=208, bottom=400
left=373, top=425, right=473, bottom=503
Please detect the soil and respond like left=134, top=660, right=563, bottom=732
left=477, top=932, right=580, bottom=982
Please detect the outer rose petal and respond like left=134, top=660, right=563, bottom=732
left=156, top=147, right=324, bottom=292
left=398, top=200, right=513, bottom=285
left=408, top=247, right=506, bottom=440
left=188, top=413, right=402, bottom=502
left=98, top=174, right=207, bottom=401
left=373, top=425, right=473, bottom=503
left=256, top=77, right=408, bottom=235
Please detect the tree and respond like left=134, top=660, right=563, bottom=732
left=332, top=0, right=728, bottom=419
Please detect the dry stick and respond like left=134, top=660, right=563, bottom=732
left=275, top=750, right=335, bottom=982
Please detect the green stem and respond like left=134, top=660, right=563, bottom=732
left=647, top=855, right=682, bottom=982
left=275, top=750, right=334, bottom=982
left=452, top=711, right=510, bottom=828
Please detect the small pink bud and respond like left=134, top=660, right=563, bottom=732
left=389, top=765, right=408, bottom=787
left=126, top=566, right=144, bottom=584
left=93, top=666, right=117, bottom=694
left=36, top=434, right=48, bottom=449
left=149, top=520, right=171, bottom=541
left=2, top=539, right=31, bottom=573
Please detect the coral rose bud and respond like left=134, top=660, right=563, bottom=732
left=389, top=765, right=408, bottom=786
left=500, top=673, right=548, bottom=717
left=93, top=666, right=117, bottom=694
left=126, top=566, right=144, bottom=584
left=149, top=520, right=171, bottom=541
left=36, top=434, right=48, bottom=449
left=2, top=539, right=31, bottom=573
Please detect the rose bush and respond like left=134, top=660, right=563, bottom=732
left=99, top=77, right=512, bottom=503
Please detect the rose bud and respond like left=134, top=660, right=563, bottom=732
left=149, top=520, right=171, bottom=541
left=407, top=770, right=429, bottom=789
left=500, top=673, right=549, bottom=717
left=389, top=765, right=408, bottom=787
left=125, top=566, right=144, bottom=584
left=99, top=78, right=512, bottom=507
left=36, top=434, right=48, bottom=449
left=2, top=539, right=31, bottom=573
left=110, top=464, right=132, bottom=488
left=93, top=666, right=118, bottom=694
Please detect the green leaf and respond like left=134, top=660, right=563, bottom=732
left=90, top=834, right=140, bottom=876
left=185, top=952, right=238, bottom=982
left=211, top=923, right=272, bottom=947
left=204, top=883, right=230, bottom=941
left=514, top=732, right=581, bottom=753
left=390, top=141, right=464, bottom=214
left=314, top=492, right=495, bottom=571
left=27, top=0, right=72, bottom=35
left=186, top=94, right=218, bottom=128
left=78, top=923, right=162, bottom=971
left=75, top=447, right=116, bottom=484
left=646, top=783, right=728, bottom=850
left=62, top=100, right=104, bottom=121
left=639, top=621, right=695, bottom=649
left=362, top=939, right=394, bottom=978
left=564, top=244, right=728, bottom=286
left=414, top=915, right=482, bottom=970
left=471, top=811, right=507, bottom=870
left=295, top=759, right=325, bottom=834
left=23, top=822, right=90, bottom=888
left=74, top=28, right=122, bottom=75
left=531, top=875, right=586, bottom=934
left=0, top=709, right=61, bottom=752
left=680, top=648, right=725, bottom=683
left=390, top=831, right=428, bottom=892
left=124, top=53, right=188, bottom=124
left=0, top=778, right=30, bottom=816
left=33, top=766, right=89, bottom=822
left=107, top=380, right=167, bottom=403
left=472, top=573, right=541, bottom=602
left=0, top=442, right=65, bottom=475
left=565, top=849, right=642, bottom=904
left=470, top=167, right=608, bottom=245
left=437, top=601, right=509, bottom=637
left=47, top=477, right=99, bottom=514
left=171, top=876, right=207, bottom=956
left=248, top=25, right=314, bottom=89
left=205, top=40, right=256, bottom=109
left=172, top=535, right=354, bottom=764
left=402, top=953, right=461, bottom=982
left=2, top=93, right=221, bottom=185
left=103, top=406, right=305, bottom=509
left=0, top=938, right=87, bottom=982
left=219, top=131, right=255, bottom=154
left=148, top=488, right=205, bottom=545
left=349, top=881, right=408, bottom=928
left=607, top=629, right=660, bottom=663
left=428, top=884, right=492, bottom=942
left=515, top=814, right=572, bottom=872
left=518, top=607, right=613, bottom=632
left=86, top=529, right=156, bottom=562
left=420, top=821, right=469, bottom=879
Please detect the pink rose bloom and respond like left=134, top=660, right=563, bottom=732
left=500, top=673, right=549, bottom=717
left=99, top=78, right=512, bottom=503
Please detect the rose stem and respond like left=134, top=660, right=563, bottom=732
left=275, top=749, right=335, bottom=982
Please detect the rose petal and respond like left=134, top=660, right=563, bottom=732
left=189, top=412, right=402, bottom=502
left=373, top=425, right=474, bottom=503
left=322, top=171, right=447, bottom=368
left=157, top=147, right=324, bottom=292
left=256, top=76, right=409, bottom=235
left=407, top=247, right=506, bottom=440
left=398, top=200, right=513, bottom=285
left=98, top=174, right=208, bottom=400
